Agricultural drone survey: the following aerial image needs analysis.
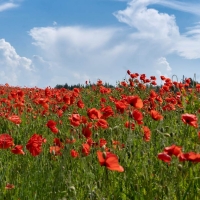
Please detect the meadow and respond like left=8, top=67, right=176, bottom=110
left=1, top=71, right=200, bottom=200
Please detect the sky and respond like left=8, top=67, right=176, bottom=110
left=0, top=0, right=200, bottom=88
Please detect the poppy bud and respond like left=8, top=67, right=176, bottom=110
left=103, top=151, right=107, bottom=159
left=177, top=164, right=183, bottom=170
left=101, top=145, right=106, bottom=151
left=160, top=127, right=165, bottom=132
left=164, top=133, right=171, bottom=137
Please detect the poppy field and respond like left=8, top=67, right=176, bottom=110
left=1, top=71, right=200, bottom=200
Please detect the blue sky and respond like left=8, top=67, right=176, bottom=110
left=0, top=0, right=200, bottom=88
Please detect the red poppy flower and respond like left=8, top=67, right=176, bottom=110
left=99, top=138, right=107, bottom=147
left=100, top=86, right=111, bottom=94
left=164, top=145, right=182, bottom=157
left=5, top=183, right=15, bottom=190
left=0, top=134, right=14, bottom=149
left=87, top=108, right=102, bottom=119
left=160, top=75, right=166, bottom=81
left=97, top=151, right=124, bottom=172
left=46, top=120, right=57, bottom=128
left=150, top=110, right=163, bottom=121
left=162, top=104, right=175, bottom=111
left=181, top=113, right=198, bottom=128
left=112, top=140, right=124, bottom=150
left=69, top=113, right=81, bottom=127
left=157, top=152, right=171, bottom=163
left=8, top=115, right=21, bottom=125
left=179, top=152, right=200, bottom=162
left=151, top=81, right=157, bottom=85
left=101, top=106, right=114, bottom=119
left=143, top=126, right=151, bottom=142
left=81, top=143, right=90, bottom=156
left=57, top=109, right=63, bottom=117
left=115, top=101, right=126, bottom=114
left=50, top=146, right=62, bottom=156
left=140, top=74, right=146, bottom=81
left=96, top=119, right=109, bottom=129
left=50, top=126, right=59, bottom=134
left=26, top=134, right=45, bottom=156
left=66, top=137, right=76, bottom=144
left=156, top=95, right=163, bottom=104
left=132, top=73, right=139, bottom=78
left=53, top=138, right=64, bottom=148
left=120, top=81, right=128, bottom=87
left=131, top=109, right=143, bottom=124
left=82, top=122, right=93, bottom=138
left=11, top=145, right=25, bottom=155
left=150, top=76, right=156, bottom=80
left=97, top=80, right=103, bottom=86
left=126, top=96, right=143, bottom=109
left=124, top=121, right=135, bottom=130
left=70, top=149, right=79, bottom=158
left=46, top=120, right=59, bottom=134
left=77, top=100, right=85, bottom=109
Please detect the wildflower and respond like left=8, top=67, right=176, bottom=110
left=131, top=109, right=143, bottom=124
left=99, top=138, right=107, bottom=147
left=115, top=101, right=127, bottom=114
left=150, top=110, right=163, bottom=121
left=157, top=152, right=171, bottom=163
left=82, top=123, right=93, bottom=138
left=26, top=134, right=46, bottom=156
left=97, top=151, right=124, bottom=172
left=70, top=149, right=79, bottom=158
left=50, top=146, right=62, bottom=156
left=46, top=120, right=59, bottom=134
left=101, top=106, right=114, bottom=119
left=178, top=152, right=200, bottom=162
left=53, top=138, right=64, bottom=148
left=124, top=121, right=135, bottom=130
left=181, top=113, right=198, bottom=128
left=96, top=119, right=109, bottom=129
left=81, top=143, right=90, bottom=156
left=143, top=126, right=151, bottom=142
left=0, top=134, right=14, bottom=149
left=160, top=75, right=166, bottom=81
left=77, top=100, right=85, bottom=109
left=87, top=108, right=102, bottom=119
left=69, top=113, right=81, bottom=127
left=126, top=96, right=143, bottom=109
left=66, top=137, right=76, bottom=144
left=5, top=183, right=15, bottom=190
left=8, top=115, right=21, bottom=125
left=150, top=76, right=156, bottom=80
left=11, top=145, right=25, bottom=155
left=164, top=145, right=182, bottom=157
left=127, top=70, right=131, bottom=75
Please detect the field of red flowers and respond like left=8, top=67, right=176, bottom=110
left=1, top=71, right=200, bottom=199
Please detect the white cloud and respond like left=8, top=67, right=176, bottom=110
left=0, top=39, right=37, bottom=86
left=24, top=0, right=200, bottom=87
left=157, top=0, right=200, bottom=16
left=114, top=0, right=200, bottom=59
left=154, top=57, right=172, bottom=78
left=29, top=27, right=125, bottom=86
left=113, top=0, right=180, bottom=40
left=0, top=2, right=18, bottom=12
left=174, top=23, right=200, bottom=59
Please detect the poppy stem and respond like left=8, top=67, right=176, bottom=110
left=104, top=168, right=109, bottom=191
